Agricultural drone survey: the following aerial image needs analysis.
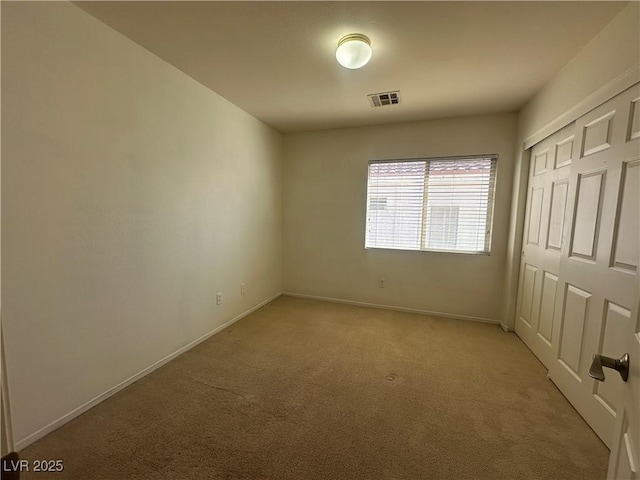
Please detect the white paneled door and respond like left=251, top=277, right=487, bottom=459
left=516, top=122, right=574, bottom=369
left=515, top=83, right=639, bottom=477
left=608, top=293, right=639, bottom=480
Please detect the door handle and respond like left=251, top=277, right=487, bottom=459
left=589, top=353, right=629, bottom=383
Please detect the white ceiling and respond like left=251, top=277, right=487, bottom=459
left=75, top=1, right=628, bottom=133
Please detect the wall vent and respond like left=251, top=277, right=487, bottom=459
left=368, top=90, right=400, bottom=107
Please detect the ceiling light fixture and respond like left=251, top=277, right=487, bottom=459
left=335, top=33, right=372, bottom=70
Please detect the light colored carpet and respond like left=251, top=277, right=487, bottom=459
left=19, top=296, right=608, bottom=479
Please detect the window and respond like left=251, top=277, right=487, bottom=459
left=427, top=205, right=460, bottom=249
left=365, top=155, right=497, bottom=253
left=369, top=197, right=388, bottom=211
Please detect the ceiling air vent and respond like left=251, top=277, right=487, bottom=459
left=368, top=90, right=400, bottom=107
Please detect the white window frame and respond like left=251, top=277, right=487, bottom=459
left=364, top=155, right=498, bottom=254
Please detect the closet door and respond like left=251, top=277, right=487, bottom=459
left=515, top=123, right=574, bottom=369
left=548, top=83, right=639, bottom=448
left=516, top=82, right=639, bottom=449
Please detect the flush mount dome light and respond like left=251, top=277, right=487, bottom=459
left=336, top=33, right=372, bottom=69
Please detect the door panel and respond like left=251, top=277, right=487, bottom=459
left=558, top=283, right=590, bottom=379
left=520, top=264, right=538, bottom=327
left=581, top=110, right=615, bottom=157
left=594, top=302, right=629, bottom=415
left=549, top=83, right=639, bottom=448
left=611, top=159, right=639, bottom=273
left=555, top=135, right=574, bottom=169
left=569, top=170, right=605, bottom=259
left=516, top=83, right=639, bottom=455
left=607, top=296, right=639, bottom=479
left=606, top=89, right=640, bottom=480
left=537, top=272, right=558, bottom=345
left=628, top=96, right=640, bottom=141
left=516, top=122, right=574, bottom=369
left=533, top=149, right=550, bottom=176
left=527, top=187, right=545, bottom=245
left=547, top=181, right=568, bottom=250
left=610, top=413, right=637, bottom=479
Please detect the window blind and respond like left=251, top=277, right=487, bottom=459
left=365, top=156, right=497, bottom=253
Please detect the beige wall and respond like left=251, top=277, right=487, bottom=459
left=1, top=2, right=282, bottom=447
left=3, top=0, right=637, bottom=451
left=0, top=0, right=8, bottom=458
left=502, top=2, right=640, bottom=329
left=518, top=2, right=640, bottom=142
left=283, top=113, right=517, bottom=323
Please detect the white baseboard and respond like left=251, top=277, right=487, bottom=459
left=500, top=322, right=510, bottom=332
left=1, top=326, right=16, bottom=453
left=14, top=292, right=281, bottom=451
left=282, top=292, right=500, bottom=326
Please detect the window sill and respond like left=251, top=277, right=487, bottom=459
left=365, top=246, right=491, bottom=256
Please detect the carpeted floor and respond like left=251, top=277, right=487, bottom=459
left=19, top=296, right=609, bottom=479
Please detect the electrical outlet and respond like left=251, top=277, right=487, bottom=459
left=240, top=283, right=246, bottom=295
left=379, top=278, right=385, bottom=288
left=216, top=292, right=222, bottom=305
